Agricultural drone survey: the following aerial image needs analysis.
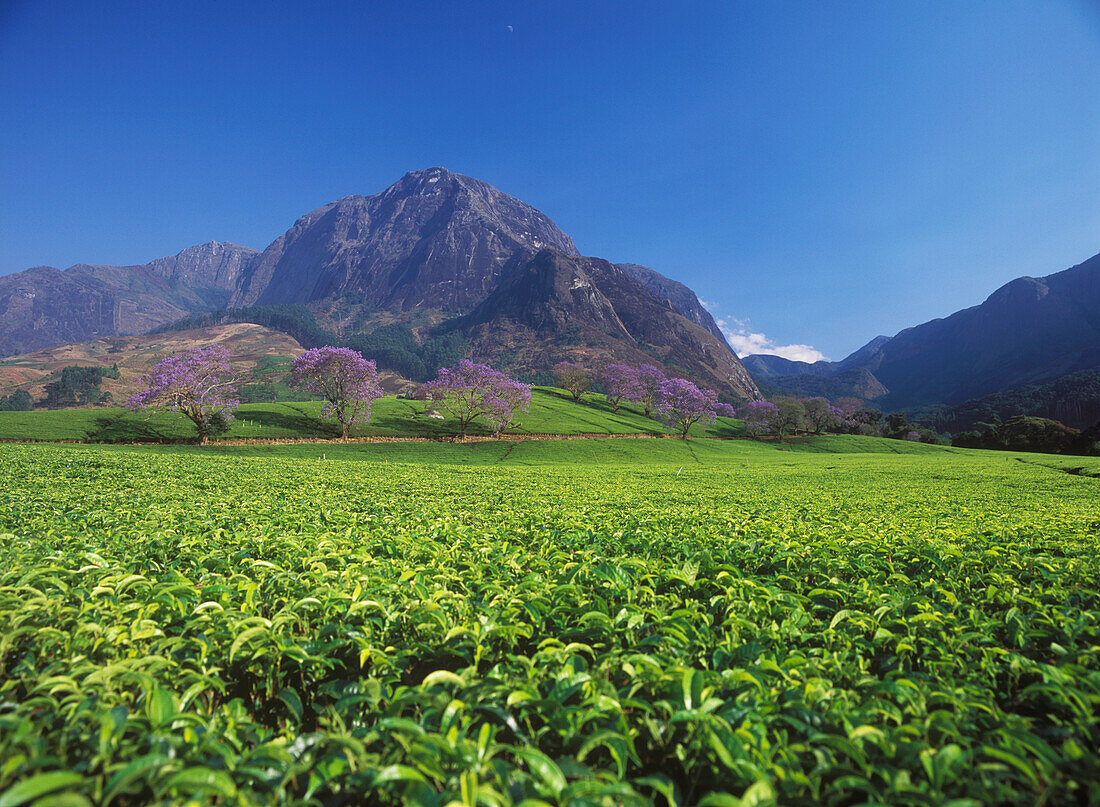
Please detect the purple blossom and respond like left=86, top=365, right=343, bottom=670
left=654, top=377, right=719, bottom=438
left=290, top=346, right=384, bottom=439
left=715, top=402, right=738, bottom=418
left=803, top=396, right=838, bottom=434
left=738, top=400, right=779, bottom=436
left=600, top=364, right=644, bottom=413
left=624, top=364, right=666, bottom=417
left=126, top=344, right=240, bottom=444
left=419, top=360, right=531, bottom=438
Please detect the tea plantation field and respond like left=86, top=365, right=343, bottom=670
left=1, top=440, right=1098, bottom=806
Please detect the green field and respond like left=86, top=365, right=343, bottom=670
left=1, top=438, right=1098, bottom=806
left=0, top=388, right=740, bottom=443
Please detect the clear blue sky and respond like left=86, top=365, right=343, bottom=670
left=2, top=1, right=1098, bottom=360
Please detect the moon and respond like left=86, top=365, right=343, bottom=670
left=506, top=25, right=514, bottom=33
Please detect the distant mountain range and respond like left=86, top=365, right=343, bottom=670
left=4, top=166, right=1098, bottom=411
left=744, top=252, right=1100, bottom=411
left=0, top=241, right=257, bottom=356
left=0, top=168, right=758, bottom=399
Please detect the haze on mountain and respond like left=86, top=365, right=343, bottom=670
left=743, top=251, right=1100, bottom=410
left=0, top=168, right=759, bottom=400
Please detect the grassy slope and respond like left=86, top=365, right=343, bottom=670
left=0, top=387, right=738, bottom=442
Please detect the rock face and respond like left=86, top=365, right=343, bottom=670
left=456, top=250, right=760, bottom=399
left=0, top=242, right=258, bottom=355
left=230, top=168, right=579, bottom=312
left=144, top=241, right=258, bottom=294
left=616, top=263, right=730, bottom=345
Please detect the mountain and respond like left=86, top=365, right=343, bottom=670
left=0, top=242, right=258, bottom=355
left=2, top=169, right=757, bottom=398
left=230, top=167, right=579, bottom=312
left=844, top=253, right=1100, bottom=409
left=742, top=334, right=892, bottom=381
left=909, top=370, right=1100, bottom=433
left=454, top=250, right=759, bottom=398
left=834, top=335, right=892, bottom=373
left=744, top=253, right=1100, bottom=410
left=615, top=263, right=729, bottom=345
left=143, top=241, right=258, bottom=294
left=742, top=354, right=837, bottom=379
left=754, top=368, right=888, bottom=402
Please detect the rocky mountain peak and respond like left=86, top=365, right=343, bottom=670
left=230, top=168, right=580, bottom=310
left=143, top=241, right=259, bottom=292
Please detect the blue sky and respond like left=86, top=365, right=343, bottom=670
left=2, top=1, right=1098, bottom=360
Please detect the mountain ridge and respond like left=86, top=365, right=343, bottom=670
left=1, top=168, right=759, bottom=398
left=743, top=253, right=1100, bottom=409
left=230, top=167, right=580, bottom=312
left=0, top=241, right=259, bottom=355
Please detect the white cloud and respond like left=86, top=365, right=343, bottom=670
left=715, top=317, right=828, bottom=363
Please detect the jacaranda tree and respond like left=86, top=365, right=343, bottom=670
left=126, top=344, right=240, bottom=444
left=715, top=401, right=738, bottom=418
left=654, top=377, right=720, bottom=438
left=290, top=346, right=384, bottom=439
left=804, top=396, right=841, bottom=435
left=626, top=363, right=667, bottom=417
left=738, top=399, right=779, bottom=436
left=553, top=361, right=592, bottom=402
left=600, top=364, right=644, bottom=413
left=420, top=360, right=531, bottom=438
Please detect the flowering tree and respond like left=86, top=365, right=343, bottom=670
left=654, top=377, right=720, bottom=439
left=804, top=397, right=839, bottom=434
left=553, top=361, right=592, bottom=402
left=420, top=360, right=532, bottom=438
left=126, top=344, right=240, bottom=444
left=289, top=346, right=384, bottom=439
left=715, top=401, right=738, bottom=418
left=624, top=363, right=666, bottom=417
left=600, top=364, right=643, bottom=413
left=738, top=400, right=779, bottom=437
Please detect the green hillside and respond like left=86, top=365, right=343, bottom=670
left=0, top=387, right=739, bottom=442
